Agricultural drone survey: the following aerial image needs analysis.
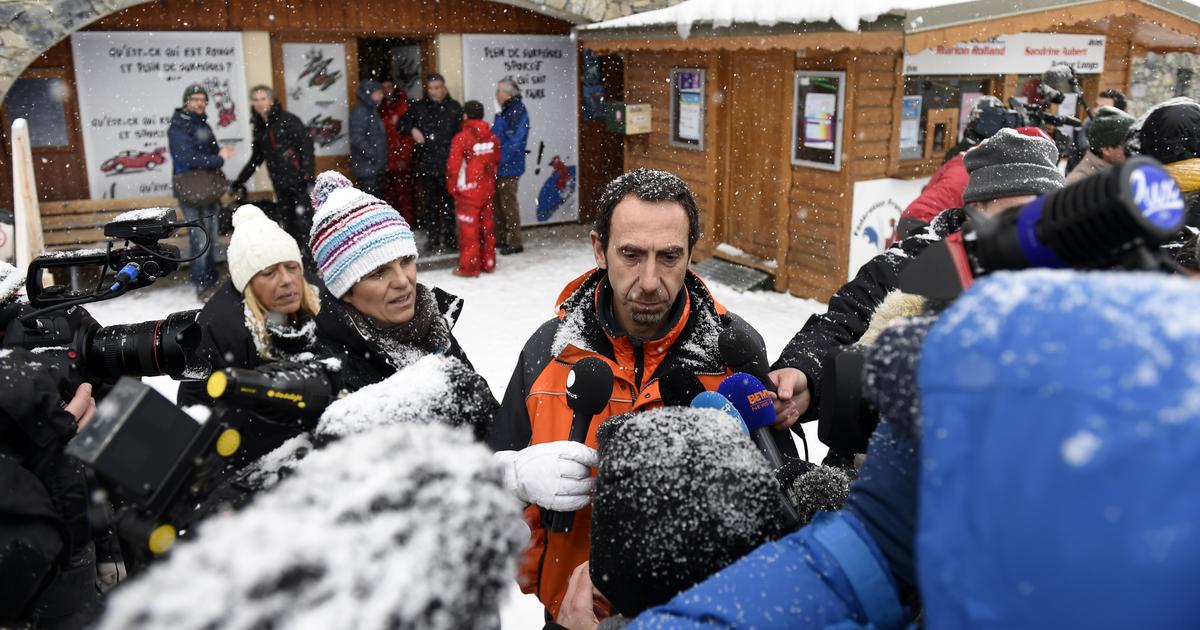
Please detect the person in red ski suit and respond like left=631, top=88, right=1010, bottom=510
left=446, top=100, right=501, bottom=277
left=380, top=79, right=416, bottom=225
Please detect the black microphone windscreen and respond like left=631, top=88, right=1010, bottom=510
left=659, top=367, right=706, bottom=407
left=718, top=317, right=770, bottom=380
left=566, top=357, right=615, bottom=417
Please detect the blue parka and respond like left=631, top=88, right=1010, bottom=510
left=349, top=80, right=387, bottom=179
left=167, top=108, right=223, bottom=176
left=491, top=95, right=529, bottom=178
left=630, top=271, right=1200, bottom=629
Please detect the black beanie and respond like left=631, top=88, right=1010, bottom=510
left=961, top=128, right=1064, bottom=204
left=182, top=83, right=208, bottom=104
left=1137, top=98, right=1200, bottom=165
left=589, top=408, right=786, bottom=617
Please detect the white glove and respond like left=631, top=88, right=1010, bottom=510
left=494, top=441, right=599, bottom=511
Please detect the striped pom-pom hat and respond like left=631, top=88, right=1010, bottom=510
left=308, top=170, right=417, bottom=298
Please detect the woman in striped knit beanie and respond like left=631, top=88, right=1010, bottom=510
left=308, top=170, right=499, bottom=404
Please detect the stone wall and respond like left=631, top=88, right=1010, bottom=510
left=1127, top=52, right=1199, bottom=117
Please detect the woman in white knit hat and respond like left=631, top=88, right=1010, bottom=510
left=177, top=204, right=326, bottom=412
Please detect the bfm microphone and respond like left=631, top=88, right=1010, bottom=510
left=717, top=373, right=786, bottom=469
left=691, top=390, right=748, bottom=432
left=715, top=374, right=803, bottom=528
left=545, top=356, right=614, bottom=533
left=659, top=366, right=707, bottom=407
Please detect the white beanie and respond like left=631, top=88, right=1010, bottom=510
left=228, top=204, right=302, bottom=293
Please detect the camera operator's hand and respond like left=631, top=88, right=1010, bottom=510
left=769, top=367, right=810, bottom=429
left=493, top=441, right=599, bottom=511
left=63, top=383, right=97, bottom=432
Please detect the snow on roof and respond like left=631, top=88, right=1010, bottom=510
left=578, top=0, right=974, bottom=37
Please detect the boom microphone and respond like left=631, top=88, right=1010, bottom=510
left=1041, top=63, right=1077, bottom=95
left=546, top=356, right=614, bottom=533
left=691, top=391, right=748, bottom=432
left=717, top=373, right=786, bottom=469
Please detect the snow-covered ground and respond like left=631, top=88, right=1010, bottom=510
left=87, top=225, right=826, bottom=627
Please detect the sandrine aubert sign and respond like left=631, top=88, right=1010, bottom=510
left=904, top=33, right=1106, bottom=76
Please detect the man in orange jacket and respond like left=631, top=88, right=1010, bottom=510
left=488, top=168, right=798, bottom=621
left=447, top=100, right=500, bottom=277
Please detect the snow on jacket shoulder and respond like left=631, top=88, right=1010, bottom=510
left=492, top=96, right=529, bottom=178
left=447, top=119, right=500, bottom=204
left=490, top=267, right=797, bottom=619
left=900, top=153, right=968, bottom=226
left=168, top=108, right=223, bottom=175
left=772, top=207, right=967, bottom=419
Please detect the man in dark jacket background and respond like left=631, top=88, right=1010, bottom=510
left=169, top=83, right=235, bottom=298
left=492, top=77, right=530, bottom=255
left=401, top=73, right=463, bottom=255
left=349, top=79, right=387, bottom=197
left=231, top=85, right=316, bottom=246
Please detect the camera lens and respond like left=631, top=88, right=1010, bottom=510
left=86, top=309, right=209, bottom=380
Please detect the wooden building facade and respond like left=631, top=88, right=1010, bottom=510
left=580, top=0, right=1200, bottom=302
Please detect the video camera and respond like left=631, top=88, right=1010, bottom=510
left=1010, top=64, right=1086, bottom=133
left=1, top=208, right=212, bottom=395
left=818, top=157, right=1188, bottom=455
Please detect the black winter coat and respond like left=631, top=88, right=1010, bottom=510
left=399, top=96, right=463, bottom=175
left=349, top=82, right=388, bottom=179
left=773, top=208, right=968, bottom=417
left=233, top=102, right=315, bottom=192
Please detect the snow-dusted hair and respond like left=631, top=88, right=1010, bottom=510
left=594, top=168, right=701, bottom=253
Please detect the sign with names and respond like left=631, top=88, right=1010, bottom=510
left=72, top=31, right=252, bottom=200
left=904, top=33, right=1105, bottom=76
left=462, top=34, right=579, bottom=226
left=848, top=178, right=930, bottom=280
left=282, top=42, right=351, bottom=157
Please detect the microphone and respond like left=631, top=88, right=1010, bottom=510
left=691, top=390, right=748, bottom=432
left=717, top=373, right=786, bottom=469
left=659, top=366, right=706, bottom=407
left=717, top=318, right=774, bottom=392
left=1041, top=63, right=1077, bottom=94
left=545, top=356, right=614, bottom=533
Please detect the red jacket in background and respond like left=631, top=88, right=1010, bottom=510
left=380, top=91, right=413, bottom=173
left=447, top=119, right=500, bottom=205
left=901, top=153, right=968, bottom=226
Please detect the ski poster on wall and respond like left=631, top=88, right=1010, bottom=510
left=72, top=31, right=252, bottom=200
left=792, top=70, right=846, bottom=171
left=282, top=42, right=350, bottom=156
left=462, top=34, right=579, bottom=226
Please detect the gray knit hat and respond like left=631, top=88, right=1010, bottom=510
left=962, top=128, right=1064, bottom=204
left=1088, top=106, right=1135, bottom=152
left=182, top=83, right=208, bottom=104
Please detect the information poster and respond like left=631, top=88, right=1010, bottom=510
left=72, top=31, right=252, bottom=200
left=462, top=34, right=579, bottom=226
left=792, top=71, right=846, bottom=171
left=282, top=43, right=350, bottom=157
left=670, top=68, right=704, bottom=149
left=848, top=178, right=930, bottom=280
left=899, top=95, right=923, bottom=160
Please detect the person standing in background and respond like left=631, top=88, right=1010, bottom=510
left=379, top=78, right=416, bottom=226
left=349, top=79, right=387, bottom=197
left=447, top=100, right=500, bottom=278
left=492, top=77, right=530, bottom=255
left=400, top=73, right=463, bottom=255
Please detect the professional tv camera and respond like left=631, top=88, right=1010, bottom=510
left=818, top=157, right=1187, bottom=456
left=1009, top=64, right=1088, bottom=153
left=1, top=207, right=213, bottom=393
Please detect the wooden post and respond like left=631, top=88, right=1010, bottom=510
left=11, top=119, right=45, bottom=273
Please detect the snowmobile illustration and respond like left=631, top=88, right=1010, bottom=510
left=536, top=155, right=577, bottom=222
left=306, top=115, right=344, bottom=148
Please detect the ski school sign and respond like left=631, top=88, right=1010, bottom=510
left=904, top=33, right=1106, bottom=76
left=847, top=178, right=929, bottom=280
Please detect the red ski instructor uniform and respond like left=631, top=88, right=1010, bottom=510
left=487, top=268, right=797, bottom=617
left=447, top=119, right=500, bottom=276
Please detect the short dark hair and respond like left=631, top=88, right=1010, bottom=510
left=593, top=168, right=701, bottom=253
left=1099, top=89, right=1127, bottom=111
left=464, top=100, right=484, bottom=120
left=425, top=73, right=446, bottom=85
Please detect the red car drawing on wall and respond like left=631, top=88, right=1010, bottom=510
left=101, top=147, right=167, bottom=174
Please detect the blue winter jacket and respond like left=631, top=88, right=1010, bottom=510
left=167, top=108, right=223, bottom=176
left=349, top=80, right=387, bottom=179
left=492, top=96, right=529, bottom=178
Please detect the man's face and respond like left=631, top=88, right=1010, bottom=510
left=496, top=86, right=511, bottom=106
left=426, top=80, right=447, bottom=102
left=250, top=90, right=272, bottom=117
left=370, top=88, right=384, bottom=104
left=1092, top=96, right=1116, bottom=116
left=185, top=93, right=208, bottom=115
left=591, top=196, right=691, bottom=339
left=1100, top=144, right=1127, bottom=165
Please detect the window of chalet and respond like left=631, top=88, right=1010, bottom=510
left=900, top=75, right=994, bottom=162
